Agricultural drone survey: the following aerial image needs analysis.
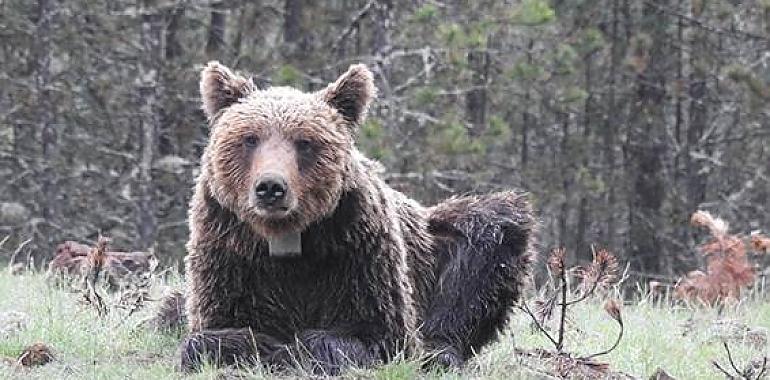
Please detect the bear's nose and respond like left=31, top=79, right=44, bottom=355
left=254, top=175, right=288, bottom=205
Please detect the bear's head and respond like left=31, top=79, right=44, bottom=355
left=199, top=62, right=375, bottom=238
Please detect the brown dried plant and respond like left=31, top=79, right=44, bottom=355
left=81, top=236, right=109, bottom=316
left=16, top=343, right=55, bottom=367
left=48, top=239, right=155, bottom=288
left=547, top=247, right=566, bottom=274
left=751, top=234, right=770, bottom=254
left=573, top=248, right=619, bottom=302
left=516, top=246, right=624, bottom=368
left=675, top=211, right=760, bottom=305
left=50, top=237, right=158, bottom=319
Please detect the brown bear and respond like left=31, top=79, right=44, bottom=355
left=177, top=61, right=534, bottom=374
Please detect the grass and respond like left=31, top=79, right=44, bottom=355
left=0, top=271, right=767, bottom=379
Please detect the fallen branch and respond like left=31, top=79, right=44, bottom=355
left=712, top=341, right=768, bottom=380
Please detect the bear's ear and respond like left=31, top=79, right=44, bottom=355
left=200, top=61, right=255, bottom=119
left=321, top=64, right=376, bottom=126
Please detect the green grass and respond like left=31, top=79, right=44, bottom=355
left=0, top=271, right=767, bottom=379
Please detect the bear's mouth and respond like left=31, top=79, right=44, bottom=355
left=264, top=204, right=290, bottom=213
left=247, top=202, right=303, bottom=229
left=254, top=205, right=292, bottom=219
left=248, top=193, right=297, bottom=219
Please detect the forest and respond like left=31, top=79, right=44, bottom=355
left=1, top=0, right=769, bottom=280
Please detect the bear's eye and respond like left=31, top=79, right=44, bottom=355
left=243, top=135, right=260, bottom=148
left=295, top=139, right=315, bottom=154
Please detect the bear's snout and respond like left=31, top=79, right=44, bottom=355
left=252, top=173, right=293, bottom=214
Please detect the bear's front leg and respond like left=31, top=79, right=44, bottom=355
left=178, top=328, right=285, bottom=372
left=290, top=329, right=385, bottom=375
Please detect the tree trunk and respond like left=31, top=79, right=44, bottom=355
left=136, top=0, right=163, bottom=249
left=158, top=5, right=185, bottom=156
left=283, top=0, right=306, bottom=63
left=627, top=0, right=669, bottom=274
left=602, top=0, right=623, bottom=252
left=466, top=47, right=489, bottom=136
left=233, top=3, right=257, bottom=59
left=35, top=0, right=56, bottom=222
left=520, top=40, right=534, bottom=169
left=165, top=5, right=184, bottom=60
left=558, top=111, right=572, bottom=257
left=576, top=50, right=595, bottom=261
left=686, top=6, right=709, bottom=216
left=372, top=0, right=393, bottom=121
left=206, top=1, right=227, bottom=58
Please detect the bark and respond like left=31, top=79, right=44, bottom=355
left=206, top=1, right=227, bottom=58
left=164, top=5, right=184, bottom=60
left=628, top=0, right=669, bottom=274
left=283, top=0, right=306, bottom=62
left=136, top=0, right=163, bottom=249
left=558, top=111, right=571, bottom=253
left=575, top=50, right=595, bottom=261
left=466, top=48, right=489, bottom=136
left=520, top=40, right=534, bottom=169
left=686, top=9, right=709, bottom=215
left=371, top=0, right=393, bottom=121
left=602, top=0, right=622, bottom=251
left=233, top=3, right=257, bottom=58
left=35, top=0, right=56, bottom=222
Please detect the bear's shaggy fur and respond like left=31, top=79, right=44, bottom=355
left=177, top=62, right=534, bottom=374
